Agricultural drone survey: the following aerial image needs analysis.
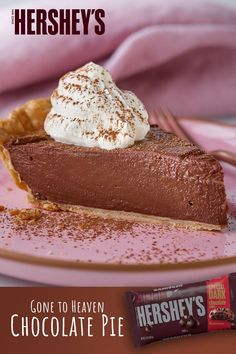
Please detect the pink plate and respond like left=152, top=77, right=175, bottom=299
left=0, top=117, right=236, bottom=286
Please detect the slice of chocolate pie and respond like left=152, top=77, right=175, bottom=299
left=0, top=63, right=227, bottom=230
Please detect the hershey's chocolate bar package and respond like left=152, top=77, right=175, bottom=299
left=127, top=273, right=236, bottom=346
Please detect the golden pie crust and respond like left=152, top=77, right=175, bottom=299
left=0, top=99, right=224, bottom=231
left=0, top=98, right=51, bottom=193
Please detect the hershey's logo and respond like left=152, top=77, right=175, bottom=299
left=136, top=296, right=206, bottom=327
left=12, top=9, right=105, bottom=35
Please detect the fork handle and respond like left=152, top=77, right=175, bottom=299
left=212, top=150, right=236, bottom=167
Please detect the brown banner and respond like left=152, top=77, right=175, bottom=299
left=0, top=288, right=235, bottom=354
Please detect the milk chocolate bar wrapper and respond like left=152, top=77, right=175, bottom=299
left=127, top=273, right=236, bottom=346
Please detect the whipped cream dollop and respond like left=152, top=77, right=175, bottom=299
left=44, top=62, right=150, bottom=150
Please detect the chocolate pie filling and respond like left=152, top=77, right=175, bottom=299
left=5, top=127, right=227, bottom=227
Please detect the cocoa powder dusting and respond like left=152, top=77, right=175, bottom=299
left=0, top=206, right=234, bottom=265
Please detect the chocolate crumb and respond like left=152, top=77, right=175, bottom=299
left=57, top=222, right=65, bottom=230
left=9, top=208, right=42, bottom=222
left=42, top=203, right=61, bottom=212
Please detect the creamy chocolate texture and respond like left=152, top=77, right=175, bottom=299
left=5, top=127, right=227, bottom=227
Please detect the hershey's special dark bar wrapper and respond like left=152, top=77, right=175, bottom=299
left=127, top=273, right=236, bottom=346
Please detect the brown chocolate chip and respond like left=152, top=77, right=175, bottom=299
left=186, top=316, right=199, bottom=329
left=145, top=324, right=153, bottom=332
left=179, top=315, right=188, bottom=327
left=210, top=308, right=234, bottom=322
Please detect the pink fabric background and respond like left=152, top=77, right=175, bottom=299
left=0, top=0, right=236, bottom=117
